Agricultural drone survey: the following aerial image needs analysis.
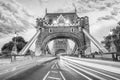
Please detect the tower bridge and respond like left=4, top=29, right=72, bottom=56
left=2, top=10, right=120, bottom=80
left=19, top=10, right=108, bottom=57
left=53, top=39, right=68, bottom=55
left=35, top=11, right=91, bottom=56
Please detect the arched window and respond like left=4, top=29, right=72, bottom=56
left=71, top=28, right=74, bottom=32
left=49, top=29, right=52, bottom=33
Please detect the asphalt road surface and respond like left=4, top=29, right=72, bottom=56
left=0, top=56, right=120, bottom=80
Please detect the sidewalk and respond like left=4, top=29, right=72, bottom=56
left=0, top=56, right=56, bottom=70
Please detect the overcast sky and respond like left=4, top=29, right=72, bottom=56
left=0, top=0, right=119, bottom=52
left=16, top=0, right=120, bottom=52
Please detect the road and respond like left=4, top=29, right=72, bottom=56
left=60, top=56, right=120, bottom=80
left=0, top=56, right=56, bottom=80
left=0, top=56, right=120, bottom=80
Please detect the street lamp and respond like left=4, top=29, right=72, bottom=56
left=11, top=32, right=18, bottom=62
left=109, top=31, right=116, bottom=52
left=109, top=30, right=117, bottom=60
left=109, top=30, right=112, bottom=36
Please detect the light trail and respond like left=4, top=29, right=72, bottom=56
left=63, top=61, right=93, bottom=80
left=64, top=56, right=120, bottom=66
left=65, top=58, right=120, bottom=80
left=63, top=61, right=106, bottom=80
left=61, top=57, right=120, bottom=74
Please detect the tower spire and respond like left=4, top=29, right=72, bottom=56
left=72, top=3, right=77, bottom=13
left=45, top=8, right=47, bottom=14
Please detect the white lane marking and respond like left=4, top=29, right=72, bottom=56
left=55, top=62, right=57, bottom=64
left=64, top=62, right=92, bottom=80
left=61, top=57, right=120, bottom=74
left=64, top=61, right=106, bottom=80
left=60, top=71, right=66, bottom=80
left=43, top=71, right=50, bottom=80
left=70, top=62, right=120, bottom=80
left=48, top=76, right=61, bottom=80
left=51, top=64, right=55, bottom=69
left=56, top=64, right=59, bottom=68
left=51, top=62, right=57, bottom=69
left=51, top=71, right=58, bottom=73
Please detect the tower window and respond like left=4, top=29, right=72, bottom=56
left=71, top=28, right=74, bottom=32
left=49, top=29, right=52, bottom=33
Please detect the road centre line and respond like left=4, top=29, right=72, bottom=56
left=51, top=71, right=58, bottom=73
left=51, top=64, right=55, bottom=69
left=56, top=64, right=59, bottom=68
left=59, top=71, right=66, bottom=80
left=43, top=71, right=50, bottom=80
left=51, top=62, right=57, bottom=69
left=48, top=76, right=61, bottom=80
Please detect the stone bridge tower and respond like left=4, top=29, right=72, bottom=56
left=35, top=11, right=91, bottom=56
left=53, top=39, right=68, bottom=55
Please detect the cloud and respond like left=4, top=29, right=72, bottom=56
left=0, top=0, right=35, bottom=37
left=97, top=15, right=117, bottom=21
left=1, top=0, right=120, bottom=52
left=39, top=0, right=49, bottom=4
left=0, top=0, right=36, bottom=50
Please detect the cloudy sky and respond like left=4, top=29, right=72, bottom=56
left=0, top=0, right=120, bottom=52
left=16, top=0, right=120, bottom=51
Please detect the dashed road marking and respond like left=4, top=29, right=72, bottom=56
left=51, top=64, right=55, bottom=69
left=51, top=71, right=58, bottom=73
left=60, top=71, right=66, bottom=80
left=43, top=71, right=50, bottom=80
left=48, top=76, right=61, bottom=80
left=51, top=62, right=58, bottom=69
left=56, top=64, right=59, bottom=68
left=43, top=62, right=66, bottom=80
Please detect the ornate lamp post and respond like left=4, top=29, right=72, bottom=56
left=11, top=32, right=18, bottom=62
left=109, top=31, right=117, bottom=60
left=109, top=31, right=116, bottom=52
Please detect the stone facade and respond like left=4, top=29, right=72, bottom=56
left=35, top=12, right=90, bottom=56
